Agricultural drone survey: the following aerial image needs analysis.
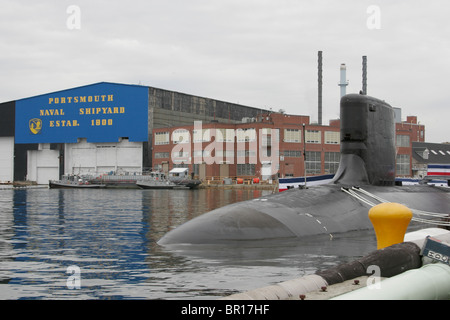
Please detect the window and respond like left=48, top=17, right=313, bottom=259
left=155, top=131, right=169, bottom=145
left=284, top=129, right=301, bottom=142
left=325, top=131, right=340, bottom=144
left=324, top=152, right=340, bottom=174
left=172, top=151, right=190, bottom=164
left=396, top=135, right=410, bottom=147
left=396, top=154, right=410, bottom=176
left=215, top=128, right=235, bottom=142
left=172, top=151, right=190, bottom=158
left=155, top=152, right=169, bottom=159
left=237, top=150, right=256, bottom=158
left=305, top=151, right=321, bottom=174
left=306, top=130, right=321, bottom=144
left=172, top=129, right=190, bottom=144
left=284, top=150, right=302, bottom=158
left=193, top=129, right=210, bottom=142
left=193, top=150, right=210, bottom=158
left=237, top=128, right=256, bottom=142
left=237, top=164, right=255, bottom=176
left=215, top=150, right=235, bottom=158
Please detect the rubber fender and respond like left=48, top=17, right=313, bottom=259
left=316, top=242, right=422, bottom=285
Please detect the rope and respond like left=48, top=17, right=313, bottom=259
left=341, top=186, right=450, bottom=227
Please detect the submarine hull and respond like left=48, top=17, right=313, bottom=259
left=157, top=184, right=450, bottom=245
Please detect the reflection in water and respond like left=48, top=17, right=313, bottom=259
left=0, top=188, right=377, bottom=299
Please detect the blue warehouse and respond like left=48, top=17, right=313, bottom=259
left=0, top=82, right=262, bottom=184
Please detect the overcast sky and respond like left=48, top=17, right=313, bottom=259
left=1, top=0, right=449, bottom=143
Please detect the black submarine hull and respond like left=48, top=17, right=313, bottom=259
left=158, top=184, right=450, bottom=244
left=158, top=94, right=450, bottom=245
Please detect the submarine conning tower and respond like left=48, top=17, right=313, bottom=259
left=332, top=93, right=396, bottom=186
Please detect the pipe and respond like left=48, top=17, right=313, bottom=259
left=362, top=56, right=367, bottom=95
left=331, top=263, right=450, bottom=300
left=318, top=51, right=323, bottom=125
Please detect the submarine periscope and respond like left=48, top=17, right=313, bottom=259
left=158, top=94, right=450, bottom=245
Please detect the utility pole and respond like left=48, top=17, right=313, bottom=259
left=362, top=56, right=367, bottom=95
left=303, top=123, right=307, bottom=188
left=318, top=51, right=323, bottom=125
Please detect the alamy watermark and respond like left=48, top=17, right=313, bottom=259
left=168, top=121, right=280, bottom=176
left=66, top=265, right=81, bottom=289
left=65, top=5, right=379, bottom=31
left=367, top=5, right=381, bottom=30
left=366, top=265, right=381, bottom=290
left=66, top=5, right=81, bottom=30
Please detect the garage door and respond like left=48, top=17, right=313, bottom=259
left=0, top=137, right=14, bottom=182
left=37, top=167, right=60, bottom=185
left=27, top=147, right=60, bottom=184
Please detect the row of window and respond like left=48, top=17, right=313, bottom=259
left=155, top=129, right=341, bottom=145
left=159, top=130, right=418, bottom=147
left=396, top=154, right=410, bottom=176
left=155, top=151, right=341, bottom=159
left=158, top=153, right=413, bottom=176
left=155, top=151, right=342, bottom=175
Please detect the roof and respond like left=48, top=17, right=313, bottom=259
left=412, top=142, right=450, bottom=164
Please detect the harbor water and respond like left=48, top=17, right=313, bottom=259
left=0, top=187, right=378, bottom=300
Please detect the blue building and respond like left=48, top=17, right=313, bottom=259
left=0, top=82, right=263, bottom=184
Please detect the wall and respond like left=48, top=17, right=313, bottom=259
left=0, top=137, right=14, bottom=182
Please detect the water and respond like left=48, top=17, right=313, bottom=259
left=0, top=187, right=377, bottom=300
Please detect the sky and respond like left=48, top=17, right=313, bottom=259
left=1, top=0, right=450, bottom=143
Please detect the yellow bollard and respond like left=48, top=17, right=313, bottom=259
left=368, top=203, right=413, bottom=249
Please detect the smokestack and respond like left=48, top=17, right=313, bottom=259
left=362, top=56, right=367, bottom=95
left=338, top=63, right=348, bottom=98
left=318, top=51, right=323, bottom=125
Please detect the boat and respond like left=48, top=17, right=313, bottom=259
left=136, top=171, right=178, bottom=189
left=49, top=175, right=106, bottom=189
left=136, top=180, right=177, bottom=189
left=169, top=177, right=202, bottom=189
left=136, top=171, right=201, bottom=189
left=168, top=168, right=202, bottom=189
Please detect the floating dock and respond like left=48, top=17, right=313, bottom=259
left=221, top=228, right=450, bottom=300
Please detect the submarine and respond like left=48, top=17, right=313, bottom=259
left=158, top=94, right=450, bottom=245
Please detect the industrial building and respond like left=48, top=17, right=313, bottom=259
left=152, top=109, right=425, bottom=181
left=411, top=141, right=450, bottom=181
left=0, top=81, right=427, bottom=185
left=0, top=82, right=264, bottom=184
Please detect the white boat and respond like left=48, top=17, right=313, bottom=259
left=49, top=175, right=106, bottom=189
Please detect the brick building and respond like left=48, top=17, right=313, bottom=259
left=395, top=115, right=426, bottom=177
left=152, top=111, right=425, bottom=181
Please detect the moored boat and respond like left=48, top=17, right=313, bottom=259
left=136, top=171, right=177, bottom=189
left=49, top=175, right=106, bottom=189
left=136, top=180, right=177, bottom=189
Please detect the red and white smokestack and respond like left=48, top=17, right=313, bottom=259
left=339, top=63, right=349, bottom=98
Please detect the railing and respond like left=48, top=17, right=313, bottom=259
left=202, top=176, right=276, bottom=185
